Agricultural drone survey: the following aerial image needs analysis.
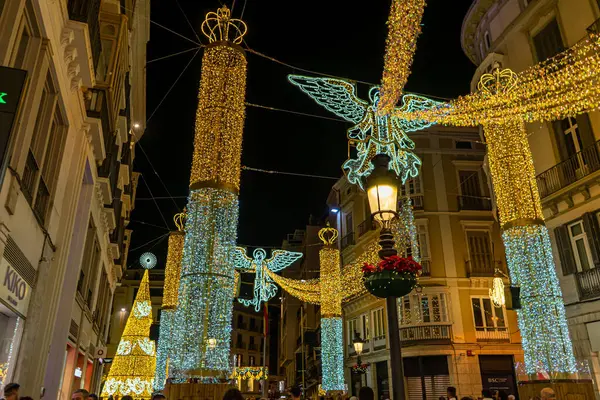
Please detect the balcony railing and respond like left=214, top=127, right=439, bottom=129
left=587, top=17, right=600, bottom=35
left=475, top=327, right=510, bottom=342
left=536, top=140, right=600, bottom=198
left=235, top=342, right=247, bottom=350
left=341, top=231, right=355, bottom=250
left=399, top=324, right=452, bottom=345
left=357, top=219, right=376, bottom=238
left=458, top=195, right=492, bottom=211
left=411, top=195, right=424, bottom=210
left=248, top=344, right=258, bottom=351
left=67, top=0, right=102, bottom=71
left=576, top=267, right=600, bottom=300
left=466, top=258, right=503, bottom=277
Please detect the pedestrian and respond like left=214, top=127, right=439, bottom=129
left=460, top=397, right=473, bottom=400
left=3, top=383, right=19, bottom=400
left=223, top=388, right=244, bottom=400
left=507, top=396, right=515, bottom=400
left=447, top=387, right=458, bottom=400
left=88, top=394, right=98, bottom=400
left=358, top=387, right=374, bottom=400
left=121, top=396, right=133, bottom=400
left=482, top=390, right=494, bottom=400
left=349, top=396, right=358, bottom=400
left=71, top=389, right=89, bottom=400
left=496, top=390, right=508, bottom=400
left=19, top=397, right=32, bottom=400
left=152, top=393, right=167, bottom=400
left=289, top=387, right=301, bottom=400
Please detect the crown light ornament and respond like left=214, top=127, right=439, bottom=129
left=489, top=276, right=506, bottom=308
left=201, top=5, right=247, bottom=44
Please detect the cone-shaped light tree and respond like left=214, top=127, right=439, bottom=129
left=101, top=269, right=156, bottom=398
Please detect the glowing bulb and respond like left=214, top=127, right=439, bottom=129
left=121, top=308, right=126, bottom=312
left=330, top=208, right=340, bottom=213
left=133, top=123, right=140, bottom=129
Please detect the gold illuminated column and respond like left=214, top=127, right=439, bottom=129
left=319, top=225, right=345, bottom=392
left=154, top=213, right=185, bottom=390
left=171, top=6, right=248, bottom=376
left=481, top=69, right=576, bottom=375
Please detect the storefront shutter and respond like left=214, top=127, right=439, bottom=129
left=554, top=225, right=577, bottom=275
left=583, top=212, right=600, bottom=268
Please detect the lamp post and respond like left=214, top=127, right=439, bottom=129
left=365, top=154, right=405, bottom=400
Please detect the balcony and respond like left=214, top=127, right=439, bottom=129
left=399, top=324, right=452, bottom=346
left=341, top=231, right=355, bottom=250
left=466, top=258, right=503, bottom=277
left=457, top=195, right=492, bottom=211
left=536, top=140, right=600, bottom=199
left=576, top=267, right=600, bottom=301
left=237, top=323, right=247, bottom=330
left=357, top=219, right=376, bottom=238
left=235, top=342, right=247, bottom=350
left=373, top=335, right=386, bottom=351
left=248, top=343, right=258, bottom=351
left=411, top=195, right=424, bottom=210
left=475, top=327, right=510, bottom=342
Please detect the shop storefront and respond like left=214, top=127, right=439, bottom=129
left=0, top=256, right=32, bottom=389
left=403, top=356, right=450, bottom=400
left=479, top=355, right=518, bottom=399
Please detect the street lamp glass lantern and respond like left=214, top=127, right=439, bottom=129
left=353, top=332, right=365, bottom=355
left=365, top=154, right=399, bottom=224
left=367, top=183, right=398, bottom=222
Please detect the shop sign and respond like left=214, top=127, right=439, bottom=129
left=0, top=259, right=31, bottom=316
left=482, top=374, right=516, bottom=395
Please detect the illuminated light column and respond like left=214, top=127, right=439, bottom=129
left=154, top=213, right=185, bottom=390
left=171, top=6, right=247, bottom=376
left=481, top=70, right=576, bottom=375
left=318, top=224, right=345, bottom=392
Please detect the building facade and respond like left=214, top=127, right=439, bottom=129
left=0, top=0, right=147, bottom=398
left=462, top=0, right=600, bottom=395
left=332, top=126, right=523, bottom=399
left=279, top=225, right=323, bottom=398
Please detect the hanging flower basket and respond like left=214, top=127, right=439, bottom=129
left=363, top=256, right=421, bottom=298
left=351, top=363, right=370, bottom=374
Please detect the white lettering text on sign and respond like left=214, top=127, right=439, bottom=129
left=0, top=259, right=31, bottom=316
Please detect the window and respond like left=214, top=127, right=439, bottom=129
left=405, top=224, right=430, bottom=271
left=399, top=293, right=449, bottom=325
left=533, top=19, right=564, bottom=62
left=361, top=313, right=370, bottom=340
left=455, top=140, right=473, bottom=150
left=249, top=356, right=255, bottom=366
left=94, top=269, right=111, bottom=336
left=237, top=315, right=243, bottom=328
left=348, top=318, right=358, bottom=344
left=458, top=170, right=486, bottom=210
left=484, top=31, right=491, bottom=50
left=401, top=175, right=424, bottom=208
left=22, top=73, right=66, bottom=225
left=372, top=308, right=385, bottom=338
left=0, top=0, right=5, bottom=17
left=77, top=220, right=101, bottom=308
left=466, top=230, right=494, bottom=275
left=569, top=221, right=593, bottom=272
left=471, top=297, right=506, bottom=333
left=12, top=16, right=31, bottom=68
left=345, top=212, right=353, bottom=235
left=235, top=354, right=243, bottom=367
left=552, top=114, right=595, bottom=164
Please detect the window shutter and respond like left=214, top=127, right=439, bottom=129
left=576, top=113, right=596, bottom=150
left=582, top=212, right=600, bottom=268
left=554, top=225, right=577, bottom=275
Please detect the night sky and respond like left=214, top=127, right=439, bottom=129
left=128, top=0, right=476, bottom=267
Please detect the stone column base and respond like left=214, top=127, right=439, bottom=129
left=518, top=379, right=595, bottom=399
left=164, top=382, right=234, bottom=400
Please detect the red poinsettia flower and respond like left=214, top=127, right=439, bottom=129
left=362, top=255, right=422, bottom=275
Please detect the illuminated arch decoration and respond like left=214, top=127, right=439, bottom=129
left=288, top=75, right=440, bottom=188
left=232, top=248, right=303, bottom=312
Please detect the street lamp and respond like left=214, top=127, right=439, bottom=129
left=364, top=154, right=405, bottom=400
left=352, top=331, right=366, bottom=364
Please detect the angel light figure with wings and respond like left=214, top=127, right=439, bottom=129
left=288, top=75, right=440, bottom=187
left=232, top=247, right=303, bottom=312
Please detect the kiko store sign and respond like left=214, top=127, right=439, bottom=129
left=0, top=259, right=31, bottom=317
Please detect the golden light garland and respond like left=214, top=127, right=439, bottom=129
left=378, top=0, right=426, bottom=114
left=162, top=213, right=185, bottom=309
left=319, top=225, right=341, bottom=317
left=102, top=270, right=156, bottom=398
left=189, top=42, right=247, bottom=193
left=393, top=33, right=600, bottom=125
left=231, top=366, right=268, bottom=381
